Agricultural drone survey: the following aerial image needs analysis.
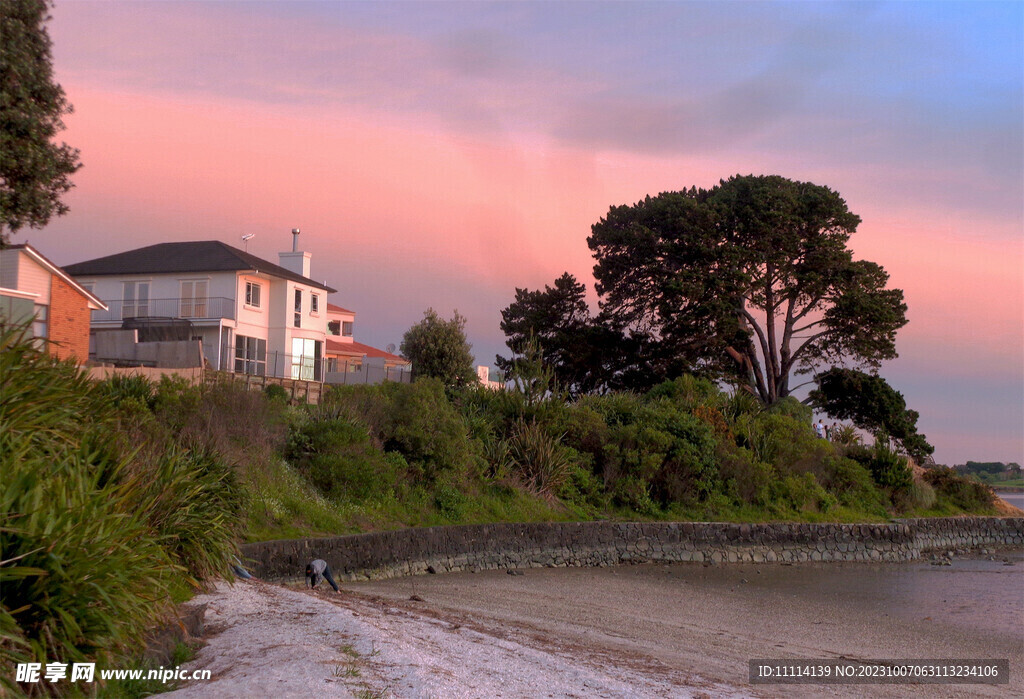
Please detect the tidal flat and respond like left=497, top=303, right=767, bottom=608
left=347, top=552, right=1024, bottom=697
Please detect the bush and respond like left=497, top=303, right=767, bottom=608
left=817, top=456, right=888, bottom=513
left=125, top=445, right=244, bottom=580
left=923, top=467, right=995, bottom=511
left=1, top=328, right=250, bottom=695
left=1, top=439, right=177, bottom=693
left=0, top=330, right=177, bottom=694
left=264, top=383, right=290, bottom=404
left=646, top=375, right=721, bottom=409
left=507, top=419, right=574, bottom=496
left=770, top=473, right=837, bottom=514
left=716, top=446, right=772, bottom=506
left=286, top=411, right=400, bottom=501
left=385, top=378, right=480, bottom=481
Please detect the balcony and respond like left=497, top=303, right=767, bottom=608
left=91, top=297, right=236, bottom=323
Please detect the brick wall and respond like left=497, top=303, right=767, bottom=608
left=48, top=275, right=91, bottom=362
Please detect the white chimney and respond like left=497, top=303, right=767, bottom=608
left=278, top=227, right=311, bottom=278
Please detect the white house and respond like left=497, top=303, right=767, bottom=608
left=65, top=232, right=335, bottom=379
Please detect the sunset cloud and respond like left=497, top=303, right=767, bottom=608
left=36, top=1, right=1023, bottom=465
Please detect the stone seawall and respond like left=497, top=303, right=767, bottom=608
left=240, top=517, right=1024, bottom=583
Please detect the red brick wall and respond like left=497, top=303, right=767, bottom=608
left=48, top=276, right=91, bottom=362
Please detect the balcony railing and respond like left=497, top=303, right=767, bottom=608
left=91, top=297, right=236, bottom=322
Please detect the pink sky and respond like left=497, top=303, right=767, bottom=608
left=31, top=2, right=1023, bottom=466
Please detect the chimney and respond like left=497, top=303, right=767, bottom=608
left=278, top=227, right=312, bottom=278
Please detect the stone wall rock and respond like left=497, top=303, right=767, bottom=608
left=240, top=517, right=1024, bottom=583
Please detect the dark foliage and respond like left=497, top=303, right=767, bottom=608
left=810, top=367, right=933, bottom=462
left=587, top=175, right=908, bottom=404
left=1, top=0, right=81, bottom=242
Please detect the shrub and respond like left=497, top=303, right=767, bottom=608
left=866, top=441, right=914, bottom=491
left=817, top=456, right=888, bottom=513
left=0, top=330, right=177, bottom=694
left=766, top=396, right=812, bottom=423
left=830, top=423, right=861, bottom=447
left=716, top=446, right=772, bottom=506
left=384, top=378, right=478, bottom=481
left=1, top=439, right=177, bottom=693
left=434, top=482, right=468, bottom=519
left=264, top=383, right=290, bottom=404
left=646, top=375, right=721, bottom=410
left=507, top=419, right=573, bottom=496
left=611, top=475, right=659, bottom=515
left=721, top=389, right=763, bottom=424
left=770, top=473, right=837, bottom=514
left=923, top=467, right=995, bottom=511
left=125, top=445, right=244, bottom=580
left=97, top=373, right=156, bottom=410
left=286, top=412, right=399, bottom=501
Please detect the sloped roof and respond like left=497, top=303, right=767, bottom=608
left=64, top=240, right=336, bottom=292
left=3, top=244, right=107, bottom=310
left=326, top=302, right=355, bottom=315
left=326, top=338, right=408, bottom=363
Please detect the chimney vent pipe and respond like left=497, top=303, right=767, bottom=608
left=291, top=228, right=300, bottom=252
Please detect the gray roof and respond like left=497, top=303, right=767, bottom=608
left=64, top=241, right=336, bottom=292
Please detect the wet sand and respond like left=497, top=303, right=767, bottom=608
left=348, top=553, right=1024, bottom=697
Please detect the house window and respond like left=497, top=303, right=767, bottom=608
left=327, top=320, right=340, bottom=336
left=245, top=281, right=261, bottom=308
left=234, top=335, right=267, bottom=376
left=342, top=321, right=353, bottom=337
left=293, top=289, right=302, bottom=328
left=179, top=280, right=208, bottom=317
left=290, top=337, right=322, bottom=381
left=122, top=281, right=150, bottom=318
left=32, top=304, right=48, bottom=342
left=311, top=293, right=319, bottom=315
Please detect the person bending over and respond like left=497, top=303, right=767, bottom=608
left=305, top=559, right=340, bottom=593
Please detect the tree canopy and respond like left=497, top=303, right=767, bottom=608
left=587, top=175, right=908, bottom=404
left=400, top=308, right=476, bottom=388
left=809, top=367, right=933, bottom=463
left=1, top=0, right=81, bottom=243
left=496, top=272, right=659, bottom=397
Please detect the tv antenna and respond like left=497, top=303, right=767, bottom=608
left=241, top=233, right=255, bottom=251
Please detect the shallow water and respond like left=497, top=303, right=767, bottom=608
left=997, top=490, right=1024, bottom=510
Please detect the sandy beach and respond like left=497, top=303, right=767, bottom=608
left=167, top=552, right=1022, bottom=698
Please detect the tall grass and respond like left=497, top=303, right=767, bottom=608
left=1, top=327, right=243, bottom=696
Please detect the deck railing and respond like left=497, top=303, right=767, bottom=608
left=91, top=297, right=236, bottom=322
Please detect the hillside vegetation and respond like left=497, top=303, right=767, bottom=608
left=0, top=329, right=999, bottom=694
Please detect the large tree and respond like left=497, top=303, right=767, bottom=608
left=1, top=0, right=81, bottom=243
left=809, top=368, right=933, bottom=463
left=588, top=175, right=908, bottom=404
left=401, top=308, right=476, bottom=388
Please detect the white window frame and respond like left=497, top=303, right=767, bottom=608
left=290, top=337, right=322, bottom=381
left=234, top=335, right=267, bottom=376
left=122, top=281, right=150, bottom=319
left=245, top=281, right=262, bottom=309
left=179, top=279, right=209, bottom=318
left=311, top=293, right=319, bottom=315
